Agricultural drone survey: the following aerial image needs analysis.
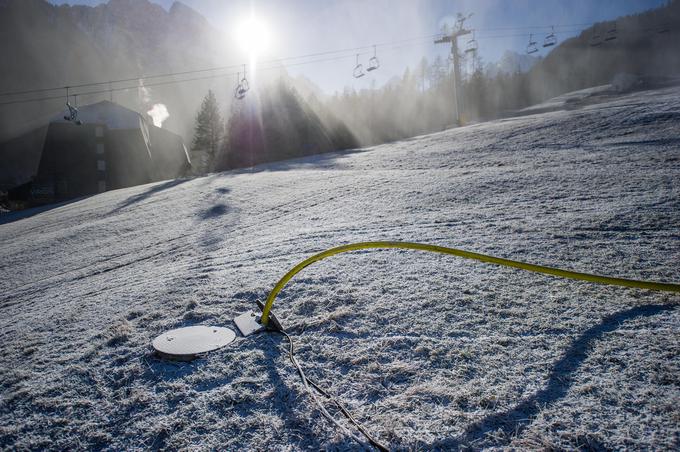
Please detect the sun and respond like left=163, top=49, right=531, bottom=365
left=235, top=14, right=271, bottom=58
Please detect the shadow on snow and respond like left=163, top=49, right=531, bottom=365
left=109, top=178, right=190, bottom=214
left=426, top=303, right=677, bottom=449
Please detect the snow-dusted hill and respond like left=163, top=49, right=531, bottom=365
left=1, top=87, right=679, bottom=450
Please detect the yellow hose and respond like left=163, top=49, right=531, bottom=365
left=260, top=241, right=680, bottom=326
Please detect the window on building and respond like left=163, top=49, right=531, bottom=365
left=96, top=143, right=105, bottom=154
left=97, top=160, right=106, bottom=171
left=95, top=126, right=104, bottom=137
left=98, top=181, right=106, bottom=193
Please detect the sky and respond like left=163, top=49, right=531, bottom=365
left=48, top=0, right=669, bottom=94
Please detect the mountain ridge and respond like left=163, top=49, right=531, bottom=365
left=0, top=0, right=228, bottom=142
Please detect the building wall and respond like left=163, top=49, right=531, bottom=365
left=28, top=114, right=190, bottom=204
left=32, top=122, right=101, bottom=201
left=148, top=125, right=192, bottom=180
left=32, top=122, right=156, bottom=202
left=105, top=128, right=153, bottom=190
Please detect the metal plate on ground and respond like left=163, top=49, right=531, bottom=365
left=234, top=311, right=265, bottom=337
left=152, top=325, right=235, bottom=360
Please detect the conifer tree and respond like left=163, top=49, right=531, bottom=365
left=191, top=90, right=223, bottom=170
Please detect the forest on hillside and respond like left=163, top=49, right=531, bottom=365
left=196, top=0, right=680, bottom=171
left=325, top=0, right=680, bottom=144
left=2, top=0, right=679, bottom=179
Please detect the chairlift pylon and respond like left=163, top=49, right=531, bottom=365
left=366, top=45, right=380, bottom=72
left=353, top=54, right=365, bottom=78
left=465, top=30, right=478, bottom=54
left=543, top=26, right=557, bottom=47
left=526, top=33, right=538, bottom=54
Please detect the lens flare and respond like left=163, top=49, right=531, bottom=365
left=235, top=15, right=270, bottom=57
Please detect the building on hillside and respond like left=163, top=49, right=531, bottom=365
left=3, top=101, right=191, bottom=204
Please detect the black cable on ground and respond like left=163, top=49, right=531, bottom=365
left=271, top=329, right=390, bottom=452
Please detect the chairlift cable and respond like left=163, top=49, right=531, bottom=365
left=0, top=38, right=434, bottom=106
left=0, top=19, right=672, bottom=99
left=1, top=22, right=673, bottom=107
left=0, top=33, right=442, bottom=99
left=0, top=53, right=360, bottom=107
left=476, top=22, right=594, bottom=32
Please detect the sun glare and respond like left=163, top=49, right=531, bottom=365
left=235, top=15, right=271, bottom=59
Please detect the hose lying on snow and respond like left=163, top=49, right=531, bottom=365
left=261, top=241, right=680, bottom=327
left=262, top=241, right=680, bottom=449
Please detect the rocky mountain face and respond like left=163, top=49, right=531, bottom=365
left=0, top=0, right=229, bottom=142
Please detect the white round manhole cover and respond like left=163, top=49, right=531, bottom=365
left=152, top=325, right=236, bottom=360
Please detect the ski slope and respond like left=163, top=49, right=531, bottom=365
left=1, top=86, right=679, bottom=450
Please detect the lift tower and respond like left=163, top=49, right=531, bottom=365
left=435, top=13, right=472, bottom=126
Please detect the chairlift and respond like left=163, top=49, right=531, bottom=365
left=234, top=65, right=250, bottom=100
left=234, top=72, right=247, bottom=100
left=240, top=65, right=250, bottom=93
left=353, top=54, right=365, bottom=78
left=465, top=30, right=478, bottom=54
left=589, top=28, right=603, bottom=46
left=604, top=22, right=617, bottom=41
left=366, top=45, right=380, bottom=72
left=63, top=88, right=82, bottom=125
left=543, top=26, right=557, bottom=47
left=526, top=34, right=538, bottom=54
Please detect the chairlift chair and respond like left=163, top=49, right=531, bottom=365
left=63, top=88, right=82, bottom=125
left=589, top=29, right=603, bottom=46
left=353, top=54, right=365, bottom=78
left=366, top=45, right=380, bottom=72
left=604, top=23, right=617, bottom=41
left=234, top=65, right=250, bottom=100
left=543, top=26, right=557, bottom=47
left=240, top=65, right=250, bottom=93
left=234, top=72, right=247, bottom=100
left=64, top=102, right=82, bottom=125
left=465, top=30, right=478, bottom=54
left=240, top=77, right=250, bottom=94
left=526, top=34, right=538, bottom=54
left=234, top=85, right=247, bottom=100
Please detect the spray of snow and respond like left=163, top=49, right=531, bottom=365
left=147, top=103, right=170, bottom=128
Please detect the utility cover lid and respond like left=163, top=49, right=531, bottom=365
left=234, top=311, right=265, bottom=337
left=152, top=325, right=235, bottom=360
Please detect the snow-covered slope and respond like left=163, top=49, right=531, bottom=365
left=1, top=87, right=679, bottom=450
